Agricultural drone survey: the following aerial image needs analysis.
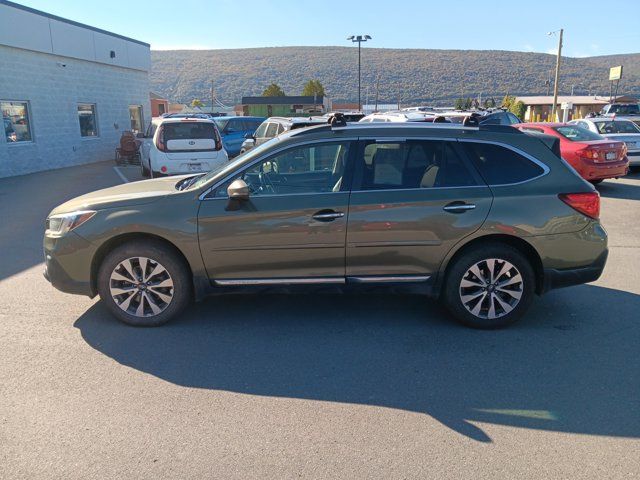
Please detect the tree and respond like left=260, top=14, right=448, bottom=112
left=501, top=95, right=515, bottom=110
left=510, top=100, right=526, bottom=120
left=302, top=79, right=325, bottom=97
left=484, top=97, right=496, bottom=108
left=454, top=98, right=466, bottom=110
left=262, top=83, right=286, bottom=97
left=190, top=98, right=204, bottom=107
left=464, top=97, right=473, bottom=110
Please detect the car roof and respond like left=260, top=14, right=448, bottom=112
left=515, top=122, right=567, bottom=127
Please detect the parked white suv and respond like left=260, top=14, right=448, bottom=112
left=140, top=117, right=228, bottom=177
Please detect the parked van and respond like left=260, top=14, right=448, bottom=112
left=140, top=117, right=228, bottom=177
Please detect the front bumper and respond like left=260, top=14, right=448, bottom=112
left=627, top=151, right=640, bottom=166
left=43, top=231, right=97, bottom=297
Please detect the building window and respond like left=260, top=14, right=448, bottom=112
left=157, top=103, right=166, bottom=115
left=2, top=101, right=33, bottom=143
left=129, top=105, right=144, bottom=133
left=78, top=104, right=98, bottom=137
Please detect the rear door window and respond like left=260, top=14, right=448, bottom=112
left=357, top=140, right=478, bottom=190
left=462, top=142, right=544, bottom=185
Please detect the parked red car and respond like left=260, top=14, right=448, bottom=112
left=514, top=123, right=629, bottom=184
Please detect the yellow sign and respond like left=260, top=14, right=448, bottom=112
left=609, top=66, right=623, bottom=81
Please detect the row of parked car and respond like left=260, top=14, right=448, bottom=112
left=134, top=104, right=640, bottom=186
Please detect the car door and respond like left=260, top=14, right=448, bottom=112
left=198, top=140, right=354, bottom=282
left=346, top=138, right=492, bottom=278
left=222, top=118, right=244, bottom=155
left=140, top=122, right=157, bottom=169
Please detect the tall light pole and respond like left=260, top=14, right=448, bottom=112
left=347, top=35, right=371, bottom=111
left=548, top=29, right=563, bottom=121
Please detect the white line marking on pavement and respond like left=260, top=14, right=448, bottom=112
left=113, top=166, right=129, bottom=184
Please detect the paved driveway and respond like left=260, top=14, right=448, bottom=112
left=1, top=162, right=639, bottom=479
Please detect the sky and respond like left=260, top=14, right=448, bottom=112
left=11, top=0, right=640, bottom=57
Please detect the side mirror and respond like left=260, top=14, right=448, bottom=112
left=227, top=178, right=249, bottom=200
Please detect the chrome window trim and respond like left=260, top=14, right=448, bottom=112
left=198, top=137, right=359, bottom=200
left=457, top=138, right=550, bottom=187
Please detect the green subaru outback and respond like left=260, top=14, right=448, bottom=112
left=44, top=121, right=607, bottom=328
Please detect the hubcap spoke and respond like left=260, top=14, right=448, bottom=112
left=118, top=290, right=136, bottom=310
left=488, top=294, right=497, bottom=319
left=139, top=257, right=149, bottom=281
left=494, top=294, right=514, bottom=314
left=468, top=264, right=487, bottom=286
left=122, top=259, right=138, bottom=281
left=144, top=292, right=162, bottom=315
left=470, top=293, right=487, bottom=316
left=497, top=287, right=522, bottom=301
left=461, top=278, right=484, bottom=288
left=497, top=274, right=522, bottom=288
left=461, top=291, right=486, bottom=304
left=111, top=286, right=137, bottom=296
left=148, top=288, right=172, bottom=304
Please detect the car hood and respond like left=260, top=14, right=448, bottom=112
left=50, top=176, right=188, bottom=215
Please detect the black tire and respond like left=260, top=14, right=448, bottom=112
left=97, top=240, right=192, bottom=326
left=441, top=242, right=535, bottom=329
left=590, top=179, right=604, bottom=185
left=141, top=161, right=150, bottom=178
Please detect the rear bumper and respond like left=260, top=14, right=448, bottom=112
left=579, top=160, right=629, bottom=180
left=542, top=249, right=608, bottom=293
left=627, top=151, right=640, bottom=166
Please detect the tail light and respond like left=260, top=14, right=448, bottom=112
left=155, top=126, right=167, bottom=152
left=576, top=147, right=603, bottom=162
left=559, top=192, right=600, bottom=219
left=214, top=129, right=223, bottom=151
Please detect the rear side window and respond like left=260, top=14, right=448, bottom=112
left=595, top=121, right=640, bottom=134
left=554, top=126, right=601, bottom=141
left=265, top=123, right=278, bottom=137
left=359, top=140, right=478, bottom=190
left=463, top=142, right=544, bottom=185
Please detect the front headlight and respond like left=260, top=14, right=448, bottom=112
left=45, top=210, right=96, bottom=236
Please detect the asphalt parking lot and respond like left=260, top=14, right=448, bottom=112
left=1, top=161, right=639, bottom=479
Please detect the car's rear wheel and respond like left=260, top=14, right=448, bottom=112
left=97, top=241, right=192, bottom=326
left=590, top=179, right=604, bottom=185
left=141, top=161, right=150, bottom=178
left=442, top=243, right=535, bottom=329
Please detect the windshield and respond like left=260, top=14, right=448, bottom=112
left=608, top=104, right=639, bottom=115
left=188, top=136, right=283, bottom=190
left=213, top=118, right=229, bottom=130
left=595, top=120, right=640, bottom=134
left=554, top=126, right=602, bottom=141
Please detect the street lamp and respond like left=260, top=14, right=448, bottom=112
left=347, top=35, right=372, bottom=111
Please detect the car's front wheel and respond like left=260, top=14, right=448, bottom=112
left=97, top=240, right=192, bottom=326
left=442, top=243, right=535, bottom=329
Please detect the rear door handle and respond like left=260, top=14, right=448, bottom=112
left=443, top=202, right=476, bottom=213
left=312, top=210, right=345, bottom=222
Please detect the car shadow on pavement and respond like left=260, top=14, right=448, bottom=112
left=597, top=171, right=640, bottom=200
left=74, top=284, right=640, bottom=443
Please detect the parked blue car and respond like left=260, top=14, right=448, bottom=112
left=213, top=116, right=265, bottom=157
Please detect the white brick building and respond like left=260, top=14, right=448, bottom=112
left=0, top=1, right=151, bottom=177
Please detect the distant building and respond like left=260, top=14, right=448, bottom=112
left=332, top=102, right=360, bottom=112
left=241, top=96, right=330, bottom=117
left=362, top=104, right=400, bottom=115
left=0, top=0, right=151, bottom=177
left=150, top=91, right=169, bottom=117
left=516, top=95, right=639, bottom=122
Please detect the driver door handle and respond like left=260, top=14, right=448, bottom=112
left=312, top=210, right=345, bottom=222
left=443, top=202, right=476, bottom=213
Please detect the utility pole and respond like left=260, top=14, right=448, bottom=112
left=374, top=74, right=380, bottom=113
left=211, top=79, right=219, bottom=113
left=550, top=28, right=563, bottom=121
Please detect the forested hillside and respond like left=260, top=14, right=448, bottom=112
left=150, top=47, right=640, bottom=105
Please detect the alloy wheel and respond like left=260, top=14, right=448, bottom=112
left=459, top=258, right=523, bottom=320
left=109, top=257, right=174, bottom=317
